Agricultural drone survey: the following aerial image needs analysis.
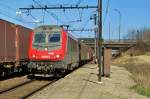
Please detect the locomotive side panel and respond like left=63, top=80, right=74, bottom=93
left=63, top=34, right=79, bottom=69
left=63, top=34, right=79, bottom=70
left=64, top=35, right=72, bottom=65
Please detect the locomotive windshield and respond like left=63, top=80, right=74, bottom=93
left=33, top=31, right=61, bottom=50
left=48, top=33, right=60, bottom=43
left=34, top=33, right=46, bottom=43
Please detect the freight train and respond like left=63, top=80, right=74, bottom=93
left=28, top=25, right=93, bottom=76
left=0, top=19, right=32, bottom=77
left=0, top=19, right=93, bottom=77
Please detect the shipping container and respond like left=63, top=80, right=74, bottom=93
left=79, top=42, right=90, bottom=63
left=0, top=19, right=32, bottom=76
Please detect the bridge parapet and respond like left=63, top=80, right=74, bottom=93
left=79, top=38, right=136, bottom=49
left=104, top=39, right=136, bottom=44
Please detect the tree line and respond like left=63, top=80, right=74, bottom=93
left=126, top=27, right=150, bottom=54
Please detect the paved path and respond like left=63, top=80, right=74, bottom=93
left=29, top=64, right=149, bottom=99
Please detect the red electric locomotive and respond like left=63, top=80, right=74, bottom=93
left=28, top=25, right=93, bottom=76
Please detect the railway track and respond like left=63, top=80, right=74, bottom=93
left=0, top=79, right=33, bottom=94
left=0, top=62, right=89, bottom=99
left=0, top=78, right=56, bottom=99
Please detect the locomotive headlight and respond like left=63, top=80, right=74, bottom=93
left=45, top=48, right=48, bottom=51
left=32, top=54, right=36, bottom=58
left=56, top=55, right=60, bottom=58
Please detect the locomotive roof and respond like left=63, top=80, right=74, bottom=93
left=35, top=25, right=62, bottom=31
left=34, top=25, right=78, bottom=42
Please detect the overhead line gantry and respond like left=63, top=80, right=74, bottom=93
left=19, top=5, right=98, bottom=10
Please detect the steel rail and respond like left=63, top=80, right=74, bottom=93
left=0, top=80, right=34, bottom=94
left=21, top=80, right=57, bottom=99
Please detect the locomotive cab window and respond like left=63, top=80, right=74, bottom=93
left=32, top=30, right=62, bottom=50
left=34, top=33, right=46, bottom=43
left=48, top=33, right=61, bottom=43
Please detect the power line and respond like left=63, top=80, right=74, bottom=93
left=42, top=9, right=46, bottom=24
left=78, top=9, right=83, bottom=21
left=63, top=8, right=83, bottom=24
left=0, top=2, right=17, bottom=12
left=0, top=3, right=40, bottom=26
left=19, top=3, right=98, bottom=32
left=32, top=0, right=65, bottom=24
left=68, top=28, right=95, bottom=32
left=78, top=18, right=91, bottom=37
left=19, top=4, right=97, bottom=26
left=29, top=12, right=38, bottom=20
left=0, top=10, right=28, bottom=25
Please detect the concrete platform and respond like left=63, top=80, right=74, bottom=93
left=29, top=63, right=149, bottom=99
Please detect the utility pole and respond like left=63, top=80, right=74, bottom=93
left=98, top=0, right=102, bottom=82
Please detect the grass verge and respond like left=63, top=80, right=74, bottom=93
left=131, top=85, right=150, bottom=97
left=112, top=54, right=150, bottom=97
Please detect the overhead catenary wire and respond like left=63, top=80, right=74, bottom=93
left=0, top=1, right=42, bottom=26
left=32, top=0, right=65, bottom=24
left=43, top=0, right=74, bottom=6
left=78, top=18, right=91, bottom=37
left=29, top=11, right=38, bottom=20
left=42, top=10, right=46, bottom=24
left=32, top=0, right=76, bottom=29
left=0, top=10, right=32, bottom=27
left=19, top=3, right=97, bottom=28
left=18, top=0, right=96, bottom=38
left=0, top=2, right=17, bottom=12
left=78, top=8, right=84, bottom=21
left=0, top=0, right=96, bottom=39
left=0, top=2, right=22, bottom=20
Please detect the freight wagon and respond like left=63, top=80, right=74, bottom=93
left=0, top=19, right=32, bottom=77
left=79, top=42, right=93, bottom=64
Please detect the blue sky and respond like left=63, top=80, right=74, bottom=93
left=0, top=0, right=150, bottom=39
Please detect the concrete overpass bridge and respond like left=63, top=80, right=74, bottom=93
left=103, top=40, right=136, bottom=49
left=79, top=38, right=136, bottom=50
left=78, top=38, right=137, bottom=76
